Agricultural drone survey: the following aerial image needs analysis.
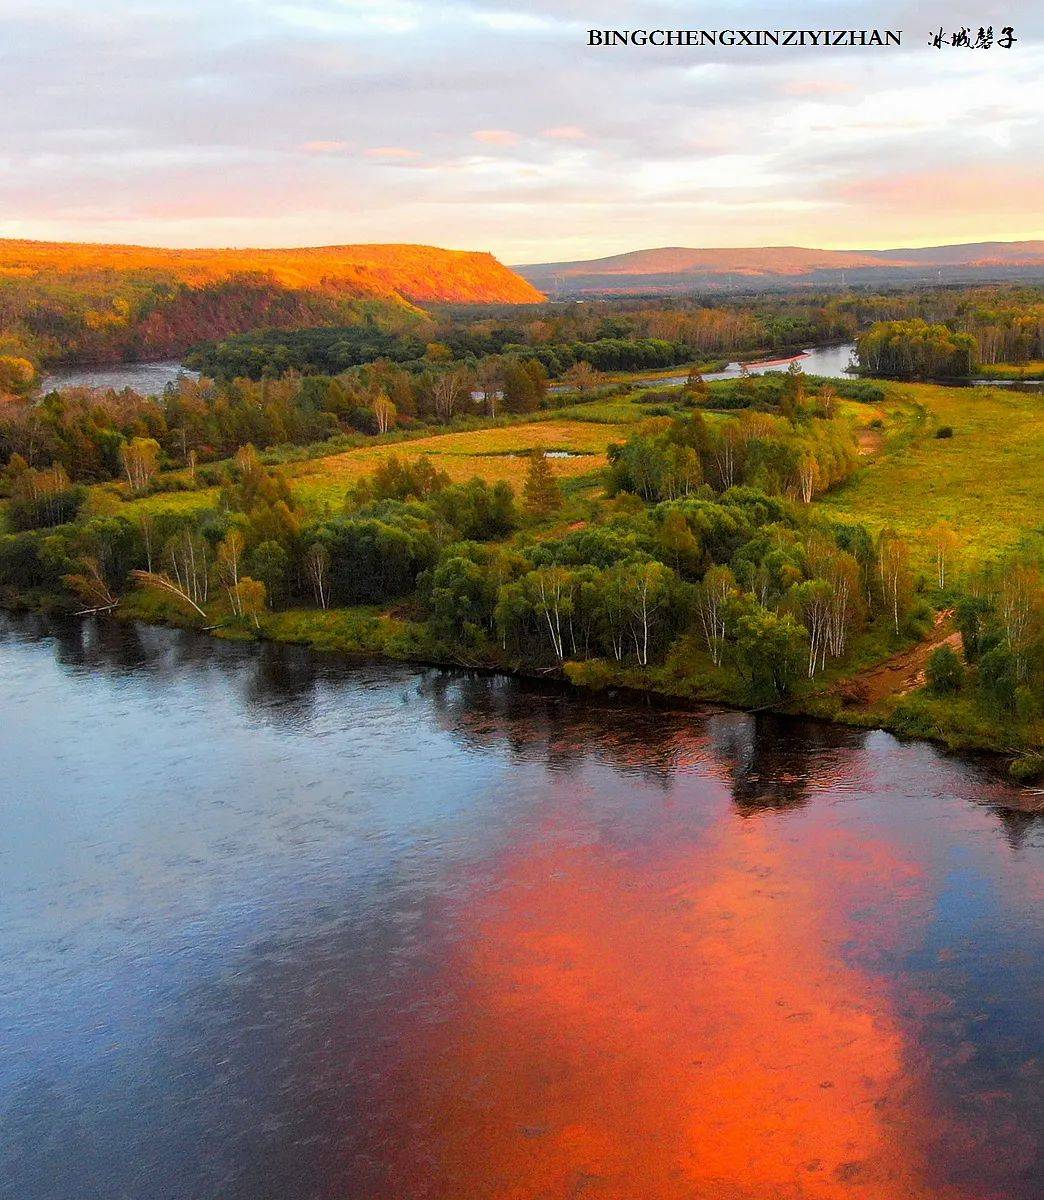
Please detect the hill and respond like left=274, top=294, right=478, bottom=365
left=516, top=240, right=1044, bottom=295
left=0, top=239, right=543, bottom=367
left=0, top=239, right=544, bottom=305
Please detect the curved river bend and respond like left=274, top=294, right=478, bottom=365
left=41, top=344, right=859, bottom=397
left=0, top=614, right=1040, bottom=1200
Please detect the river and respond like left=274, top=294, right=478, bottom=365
left=41, top=344, right=859, bottom=399
left=0, top=613, right=1040, bottom=1200
left=703, top=341, right=856, bottom=381
left=41, top=360, right=199, bottom=395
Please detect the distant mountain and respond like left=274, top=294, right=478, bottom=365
left=515, top=241, right=1044, bottom=295
left=0, top=239, right=545, bottom=305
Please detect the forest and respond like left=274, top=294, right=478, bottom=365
left=186, top=285, right=1044, bottom=383
left=2, top=275, right=1041, bottom=394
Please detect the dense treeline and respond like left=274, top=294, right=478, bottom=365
left=838, top=286, right=1044, bottom=365
left=0, top=376, right=340, bottom=486
left=856, top=320, right=978, bottom=379
left=185, top=296, right=852, bottom=382
left=2, top=408, right=1039, bottom=750
left=0, top=389, right=895, bottom=706
left=607, top=365, right=860, bottom=504
left=0, top=443, right=887, bottom=702
left=853, top=287, right=1044, bottom=378
left=187, top=327, right=696, bottom=381
left=184, top=285, right=1044, bottom=386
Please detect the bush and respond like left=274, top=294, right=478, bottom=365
left=890, top=696, right=936, bottom=738
left=904, top=598, right=934, bottom=640
left=564, top=658, right=618, bottom=691
left=1009, top=753, right=1043, bottom=784
left=926, top=644, right=963, bottom=693
left=935, top=425, right=954, bottom=439
left=1014, top=685, right=1040, bottom=724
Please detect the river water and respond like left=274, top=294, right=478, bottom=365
left=41, top=344, right=858, bottom=399
left=41, top=360, right=199, bottom=395
left=0, top=613, right=1040, bottom=1200
left=703, top=342, right=857, bottom=381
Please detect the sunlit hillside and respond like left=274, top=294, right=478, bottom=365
left=0, top=239, right=544, bottom=367
left=0, top=239, right=545, bottom=303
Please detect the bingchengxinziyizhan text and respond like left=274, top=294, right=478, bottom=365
left=587, top=29, right=903, bottom=47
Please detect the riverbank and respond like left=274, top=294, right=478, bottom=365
left=7, top=582, right=1040, bottom=796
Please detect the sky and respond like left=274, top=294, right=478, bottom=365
left=0, top=0, right=1041, bottom=262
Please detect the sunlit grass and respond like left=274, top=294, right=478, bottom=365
left=818, top=382, right=1044, bottom=566
left=285, top=419, right=627, bottom=508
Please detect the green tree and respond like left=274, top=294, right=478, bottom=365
left=248, top=540, right=289, bottom=604
left=926, top=644, right=964, bottom=693
left=727, top=596, right=807, bottom=701
left=522, top=451, right=563, bottom=519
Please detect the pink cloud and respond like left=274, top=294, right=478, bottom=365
left=541, top=125, right=586, bottom=140
left=471, top=129, right=520, bottom=146
left=364, top=146, right=419, bottom=160
left=299, top=140, right=349, bottom=153
left=781, top=80, right=855, bottom=97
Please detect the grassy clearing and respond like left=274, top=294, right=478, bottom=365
left=818, top=382, right=1044, bottom=567
left=551, top=394, right=680, bottom=423
left=285, top=418, right=629, bottom=507
left=976, top=361, right=1044, bottom=380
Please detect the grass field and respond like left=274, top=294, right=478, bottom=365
left=975, top=361, right=1044, bottom=380
left=818, top=382, right=1044, bottom=566
left=284, top=418, right=632, bottom=507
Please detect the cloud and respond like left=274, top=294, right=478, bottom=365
left=836, top=166, right=1044, bottom=215
left=779, top=79, right=856, bottom=97
left=363, top=145, right=420, bottom=159
left=471, top=129, right=521, bottom=146
left=299, top=140, right=349, bottom=153
left=0, top=1, right=1041, bottom=257
left=541, top=125, right=586, bottom=139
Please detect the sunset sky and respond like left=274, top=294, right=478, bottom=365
left=2, top=0, right=1041, bottom=260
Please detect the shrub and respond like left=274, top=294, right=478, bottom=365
left=926, top=644, right=963, bottom=693
left=564, top=658, right=617, bottom=690
left=890, top=696, right=936, bottom=738
left=1014, top=685, right=1040, bottom=724
left=1009, top=753, right=1043, bottom=784
left=935, top=425, right=954, bottom=439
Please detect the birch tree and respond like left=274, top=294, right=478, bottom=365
left=619, top=561, right=672, bottom=667
left=306, top=542, right=331, bottom=610
left=877, top=530, right=912, bottom=635
left=120, top=437, right=161, bottom=493
left=694, top=564, right=735, bottom=666
left=372, top=392, right=396, bottom=434
left=928, top=520, right=960, bottom=589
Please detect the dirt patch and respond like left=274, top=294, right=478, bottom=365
left=857, top=428, right=884, bottom=457
left=837, top=610, right=961, bottom=707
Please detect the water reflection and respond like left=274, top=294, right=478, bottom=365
left=0, top=613, right=1040, bottom=1200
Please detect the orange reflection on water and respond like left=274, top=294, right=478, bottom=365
left=383, top=810, right=965, bottom=1200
